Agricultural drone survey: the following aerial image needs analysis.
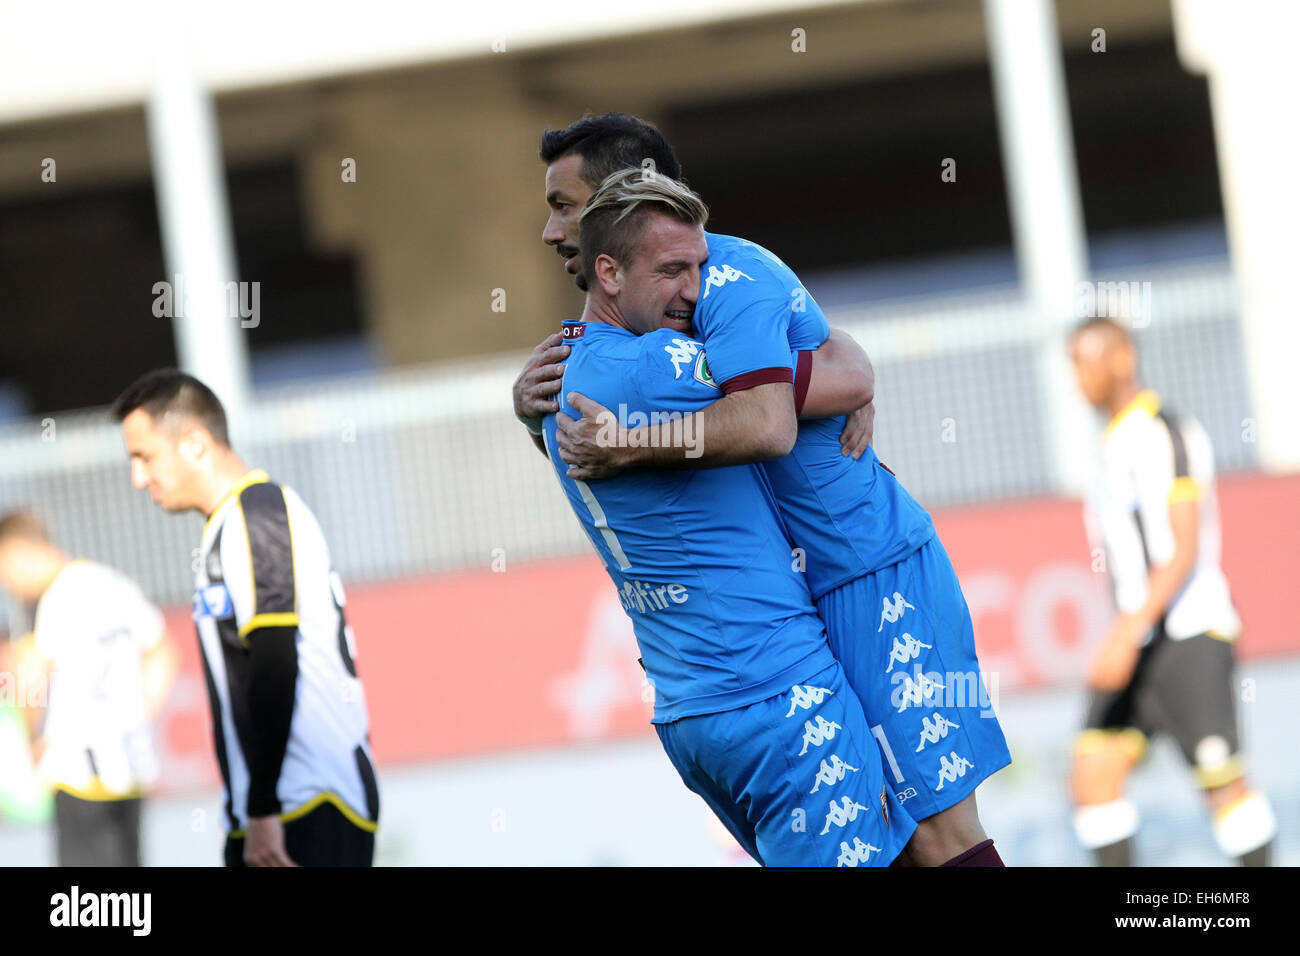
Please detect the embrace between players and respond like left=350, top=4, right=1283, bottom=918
left=513, top=114, right=1011, bottom=866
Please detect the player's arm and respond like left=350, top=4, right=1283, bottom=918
left=799, top=328, right=877, bottom=459
left=229, top=486, right=301, bottom=866
left=567, top=273, right=805, bottom=473
left=798, top=328, right=874, bottom=419
left=556, top=329, right=875, bottom=477
left=242, top=623, right=299, bottom=863
left=141, top=633, right=178, bottom=720
left=10, top=633, right=50, bottom=746
left=606, top=326, right=874, bottom=463
left=653, top=381, right=797, bottom=466
left=125, top=587, right=179, bottom=719
left=1132, top=498, right=1199, bottom=632
left=1090, top=430, right=1201, bottom=690
left=512, top=332, right=570, bottom=457
left=1089, top=500, right=1198, bottom=691
left=1130, top=426, right=1203, bottom=635
left=558, top=381, right=796, bottom=478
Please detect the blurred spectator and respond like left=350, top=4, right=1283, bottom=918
left=0, top=510, right=177, bottom=866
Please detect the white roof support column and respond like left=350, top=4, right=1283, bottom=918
left=146, top=42, right=250, bottom=436
left=1174, top=0, right=1300, bottom=473
left=984, top=0, right=1093, bottom=494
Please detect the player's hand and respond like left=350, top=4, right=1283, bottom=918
left=243, top=814, right=298, bottom=867
left=839, top=400, right=875, bottom=459
left=556, top=392, right=629, bottom=480
left=1088, top=614, right=1147, bottom=691
left=512, top=333, right=570, bottom=425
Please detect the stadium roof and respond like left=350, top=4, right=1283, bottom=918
left=0, top=0, right=862, bottom=125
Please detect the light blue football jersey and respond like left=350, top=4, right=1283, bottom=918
left=542, top=319, right=835, bottom=722
left=693, top=233, right=936, bottom=599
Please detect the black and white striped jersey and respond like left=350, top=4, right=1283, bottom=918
left=193, top=469, right=379, bottom=834
left=1083, top=390, right=1241, bottom=642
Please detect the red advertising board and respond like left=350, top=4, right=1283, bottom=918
left=154, top=471, right=1300, bottom=790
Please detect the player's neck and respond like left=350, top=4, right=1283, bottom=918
left=580, top=296, right=632, bottom=333
left=1106, top=382, right=1142, bottom=420
left=32, top=548, right=71, bottom=601
left=199, top=452, right=256, bottom=518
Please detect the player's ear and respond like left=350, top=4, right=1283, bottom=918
left=1114, top=341, right=1138, bottom=380
left=595, top=253, right=621, bottom=297
left=177, top=425, right=208, bottom=465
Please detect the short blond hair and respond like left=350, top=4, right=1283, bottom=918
left=578, top=168, right=708, bottom=287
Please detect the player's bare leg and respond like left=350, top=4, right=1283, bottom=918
left=1071, top=732, right=1141, bottom=866
left=1204, top=775, right=1276, bottom=866
left=901, top=793, right=1000, bottom=866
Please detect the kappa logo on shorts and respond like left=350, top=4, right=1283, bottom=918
left=885, top=632, right=932, bottom=673
left=896, top=787, right=919, bottom=803
left=877, top=592, right=916, bottom=632
left=892, top=671, right=944, bottom=713
left=809, top=754, right=859, bottom=794
left=699, top=263, right=753, bottom=300
left=820, top=796, right=871, bottom=835
left=798, top=715, right=842, bottom=756
left=836, top=838, right=882, bottom=867
left=785, top=684, right=834, bottom=717
left=916, top=713, right=961, bottom=752
left=935, top=750, right=975, bottom=791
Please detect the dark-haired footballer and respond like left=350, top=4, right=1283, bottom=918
left=113, top=370, right=379, bottom=866
left=542, top=170, right=914, bottom=866
left=515, top=114, right=1008, bottom=866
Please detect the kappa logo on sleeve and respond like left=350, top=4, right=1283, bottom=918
left=664, top=337, right=703, bottom=378
left=699, top=263, right=753, bottom=300
left=192, top=583, right=233, bottom=620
